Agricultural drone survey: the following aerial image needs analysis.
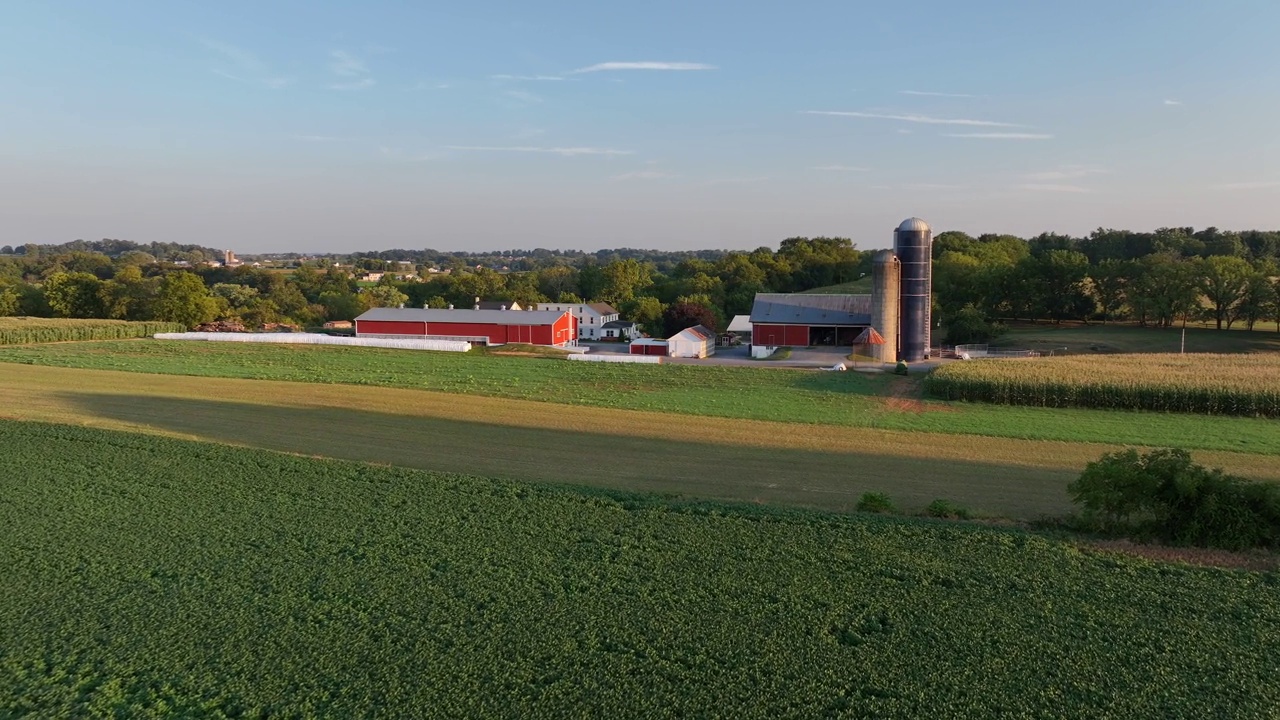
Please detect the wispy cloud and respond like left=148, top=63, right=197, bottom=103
left=330, top=50, right=368, bottom=77
left=202, top=39, right=291, bottom=88
left=570, top=61, right=716, bottom=74
left=612, top=170, right=675, bottom=180
left=330, top=78, right=376, bottom=91
left=896, top=128, right=913, bottom=135
left=328, top=50, right=373, bottom=90
left=1216, top=180, right=1280, bottom=190
left=445, top=145, right=634, bottom=157
left=503, top=89, right=543, bottom=105
left=810, top=165, right=870, bottom=172
left=379, top=146, right=439, bottom=163
left=1016, top=183, right=1091, bottom=193
left=944, top=132, right=1053, bottom=139
left=491, top=74, right=564, bottom=81
left=703, top=176, right=769, bottom=185
left=294, top=134, right=344, bottom=142
left=1024, top=165, right=1109, bottom=181
left=804, top=111, right=1020, bottom=127
left=899, top=90, right=979, bottom=98
left=1164, top=99, right=1184, bottom=106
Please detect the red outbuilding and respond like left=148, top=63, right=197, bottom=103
left=628, top=338, right=669, bottom=356
left=354, top=307, right=577, bottom=347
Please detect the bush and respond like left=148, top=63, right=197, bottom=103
left=925, top=499, right=970, bottom=520
left=894, top=360, right=909, bottom=376
left=1068, top=448, right=1280, bottom=550
left=942, top=304, right=1007, bottom=345
left=856, top=492, right=896, bottom=514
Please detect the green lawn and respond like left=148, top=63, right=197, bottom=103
left=1, top=340, right=1278, bottom=455
left=799, top=277, right=874, bottom=294
left=999, top=322, right=1280, bottom=355
left=3, top=420, right=1277, bottom=718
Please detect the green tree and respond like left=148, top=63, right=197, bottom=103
left=599, top=259, right=654, bottom=305
left=360, top=285, right=409, bottom=310
left=0, top=287, right=19, bottom=316
left=153, top=272, right=221, bottom=328
left=212, top=283, right=261, bottom=309
left=1232, top=273, right=1276, bottom=331
left=43, top=272, right=106, bottom=318
left=621, top=296, right=665, bottom=337
left=1197, top=256, right=1252, bottom=330
left=1089, top=259, right=1129, bottom=323
left=536, top=265, right=579, bottom=300
left=663, top=300, right=719, bottom=337
left=319, top=291, right=363, bottom=321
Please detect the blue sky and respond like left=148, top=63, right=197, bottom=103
left=3, top=0, right=1279, bottom=253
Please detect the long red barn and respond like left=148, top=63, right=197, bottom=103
left=354, top=307, right=577, bottom=347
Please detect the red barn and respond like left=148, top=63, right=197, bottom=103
left=354, top=307, right=577, bottom=347
left=749, top=293, right=871, bottom=347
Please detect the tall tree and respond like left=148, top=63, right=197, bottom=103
left=1089, top=259, right=1130, bottom=323
left=153, top=272, right=220, bottom=328
left=662, top=301, right=718, bottom=337
left=1197, top=256, right=1252, bottom=330
left=598, top=259, right=654, bottom=305
left=43, top=272, right=106, bottom=318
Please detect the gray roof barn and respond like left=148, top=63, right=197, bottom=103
left=356, top=307, right=567, bottom=325
left=749, top=293, right=873, bottom=326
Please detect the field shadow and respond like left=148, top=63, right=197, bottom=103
left=59, top=391, right=1075, bottom=518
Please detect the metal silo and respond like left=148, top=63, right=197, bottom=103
left=870, top=249, right=900, bottom=363
left=893, top=217, right=932, bottom=361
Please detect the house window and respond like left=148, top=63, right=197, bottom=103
left=589, top=317, right=594, bottom=324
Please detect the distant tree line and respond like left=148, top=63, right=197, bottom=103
left=4, top=226, right=1280, bottom=339
left=933, top=226, right=1280, bottom=343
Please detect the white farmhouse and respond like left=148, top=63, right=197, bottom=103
left=534, top=302, right=620, bottom=340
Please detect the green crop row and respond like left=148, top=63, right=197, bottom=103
left=926, top=353, right=1280, bottom=417
left=3, top=420, right=1278, bottom=718
left=0, top=318, right=185, bottom=344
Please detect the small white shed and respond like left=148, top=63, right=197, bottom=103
left=667, top=325, right=715, bottom=358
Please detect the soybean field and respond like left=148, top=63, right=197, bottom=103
left=3, top=420, right=1278, bottom=718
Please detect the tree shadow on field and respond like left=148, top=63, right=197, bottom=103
left=60, top=392, right=1075, bottom=518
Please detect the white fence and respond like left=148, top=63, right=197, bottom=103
left=154, top=332, right=472, bottom=352
left=952, top=343, right=1039, bottom=359
left=567, top=353, right=662, bottom=364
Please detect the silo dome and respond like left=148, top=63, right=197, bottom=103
left=897, top=217, right=931, bottom=233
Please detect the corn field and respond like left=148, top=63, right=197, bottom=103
left=0, top=318, right=185, bottom=345
left=925, top=353, right=1280, bottom=417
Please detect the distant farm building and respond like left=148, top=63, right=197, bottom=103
left=474, top=298, right=523, bottom=311
left=533, top=302, right=619, bottom=340
left=629, top=338, right=669, bottom=356
left=749, top=217, right=934, bottom=362
left=629, top=325, right=714, bottom=358
left=601, top=320, right=638, bottom=340
left=354, top=307, right=577, bottom=347
left=667, top=325, right=716, bottom=358
left=750, top=294, right=872, bottom=347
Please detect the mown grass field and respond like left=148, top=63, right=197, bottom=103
left=1, top=341, right=1279, bottom=456
left=799, top=277, right=874, bottom=294
left=4, top=364, right=1280, bottom=519
left=4, top=420, right=1278, bottom=718
left=999, top=322, right=1280, bottom=355
left=929, top=353, right=1280, bottom=417
left=0, top=317, right=184, bottom=344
